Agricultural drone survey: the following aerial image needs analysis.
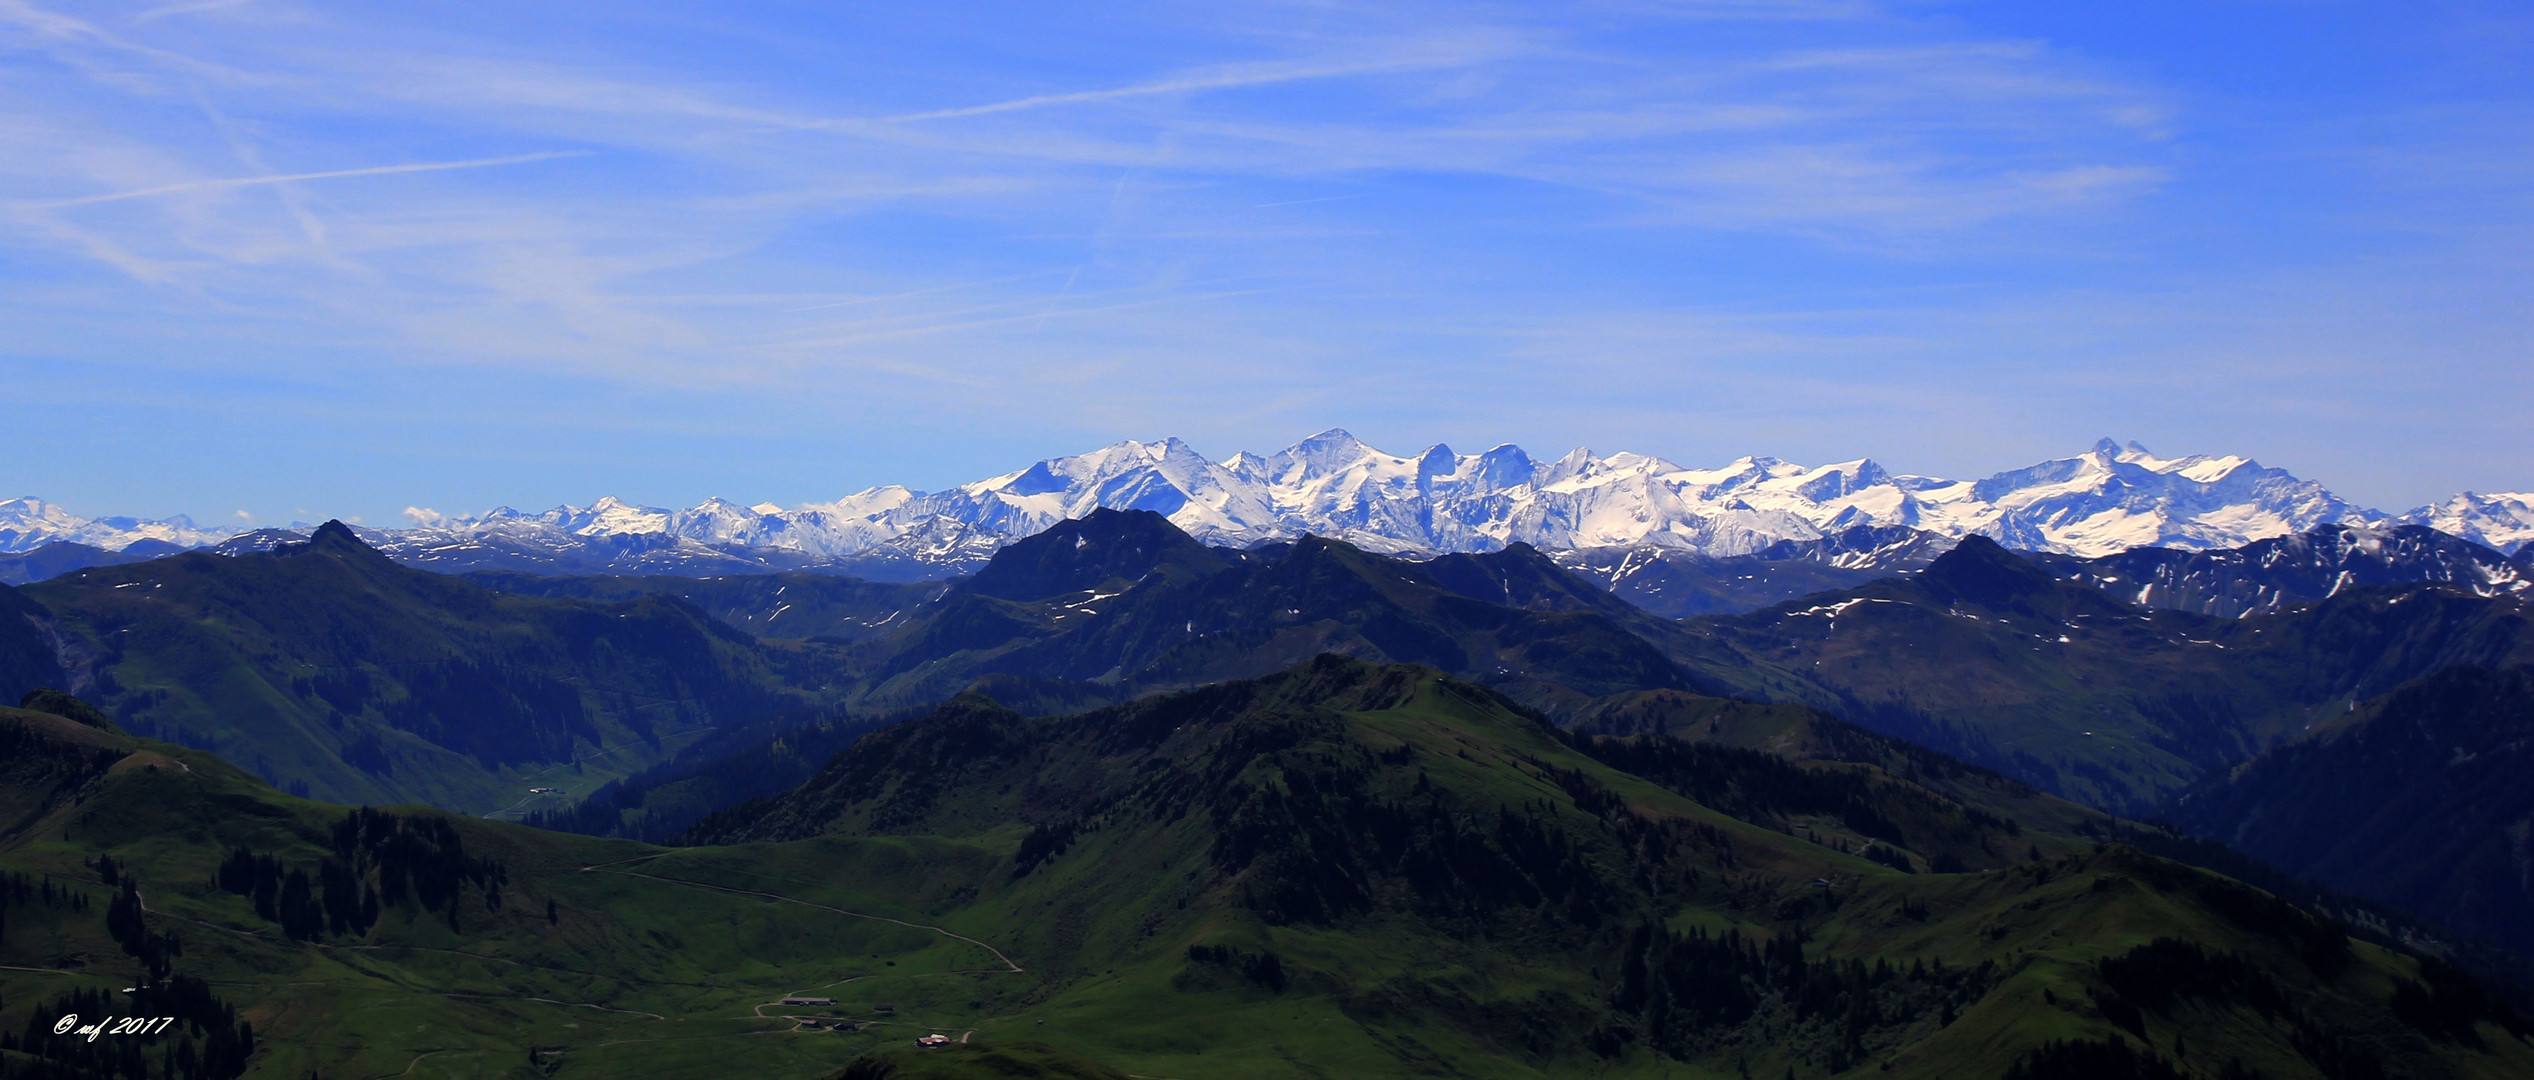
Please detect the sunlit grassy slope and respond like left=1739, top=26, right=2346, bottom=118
left=4, top=663, right=2529, bottom=1079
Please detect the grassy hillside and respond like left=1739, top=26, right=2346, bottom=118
left=692, top=657, right=2534, bottom=1079
left=0, top=702, right=1042, bottom=1080
left=1569, top=688, right=2104, bottom=845
left=3, top=674, right=2529, bottom=1078
left=17, top=522, right=849, bottom=813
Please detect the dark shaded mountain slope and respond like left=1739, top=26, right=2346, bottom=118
left=1569, top=688, right=2105, bottom=854
left=493, top=514, right=2534, bottom=830
left=0, top=582, right=68, bottom=703
left=959, top=507, right=1233, bottom=601
left=1667, top=536, right=2534, bottom=813
left=519, top=710, right=899, bottom=841
left=840, top=511, right=1702, bottom=716
left=463, top=568, right=942, bottom=642
left=1556, top=525, right=1956, bottom=618
left=0, top=539, right=182, bottom=586
left=2041, top=523, right=2529, bottom=619
left=2166, top=664, right=2534, bottom=960
left=16, top=522, right=845, bottom=811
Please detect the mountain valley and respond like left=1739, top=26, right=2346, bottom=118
left=6, top=664, right=2531, bottom=1079
left=4, top=499, right=2534, bottom=1078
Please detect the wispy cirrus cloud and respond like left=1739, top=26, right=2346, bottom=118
left=0, top=0, right=2190, bottom=403
left=21, top=150, right=592, bottom=209
left=126, top=0, right=257, bottom=25
left=876, top=42, right=1516, bottom=124
left=3, top=0, right=2526, bottom=519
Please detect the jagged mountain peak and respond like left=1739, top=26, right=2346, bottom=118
left=2039, top=520, right=2529, bottom=618
left=1295, top=426, right=1366, bottom=450
left=2403, top=490, right=2534, bottom=554
left=309, top=519, right=365, bottom=546
left=1267, top=428, right=1376, bottom=475
left=303, top=521, right=404, bottom=568
left=960, top=507, right=1230, bottom=602
left=1915, top=534, right=2066, bottom=610
left=10, top=435, right=2523, bottom=579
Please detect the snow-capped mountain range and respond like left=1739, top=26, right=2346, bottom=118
left=0, top=499, right=232, bottom=552
left=6, top=433, right=2532, bottom=579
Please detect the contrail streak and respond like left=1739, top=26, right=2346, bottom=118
left=26, top=151, right=591, bottom=209
left=1254, top=194, right=1370, bottom=208
left=782, top=268, right=1068, bottom=313
left=877, top=49, right=1487, bottom=123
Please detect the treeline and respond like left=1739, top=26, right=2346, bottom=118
left=4, top=862, right=183, bottom=982
left=2393, top=955, right=2529, bottom=1044
left=0, top=977, right=252, bottom=1080
left=1561, top=730, right=2020, bottom=871
left=1, top=871, right=93, bottom=914
left=1184, top=943, right=1288, bottom=992
left=1603, top=922, right=1996, bottom=1072
left=1202, top=712, right=1734, bottom=930
left=0, top=723, right=125, bottom=774
left=1, top=864, right=250, bottom=1079
left=213, top=808, right=506, bottom=938
left=2077, top=936, right=2517, bottom=1080
left=0, top=718, right=125, bottom=830
left=2002, top=1037, right=2191, bottom=1080
left=2093, top=817, right=2534, bottom=1013
left=105, top=875, right=183, bottom=983
left=1011, top=819, right=1078, bottom=879
left=0, top=870, right=91, bottom=951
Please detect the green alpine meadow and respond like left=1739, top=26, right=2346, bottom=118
left=4, top=509, right=2534, bottom=1076
left=4, top=646, right=2532, bottom=1078
left=14, top=2, right=2534, bottom=1074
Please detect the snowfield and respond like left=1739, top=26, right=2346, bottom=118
left=7, top=433, right=2529, bottom=577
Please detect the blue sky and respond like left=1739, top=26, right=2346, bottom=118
left=3, top=0, right=2528, bottom=525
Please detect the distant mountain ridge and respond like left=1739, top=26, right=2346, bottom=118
left=2039, top=522, right=2531, bottom=618
left=2165, top=665, right=2534, bottom=962
left=3, top=521, right=841, bottom=811
left=9, top=433, right=2533, bottom=580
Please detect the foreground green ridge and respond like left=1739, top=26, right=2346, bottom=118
left=4, top=663, right=2525, bottom=1079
